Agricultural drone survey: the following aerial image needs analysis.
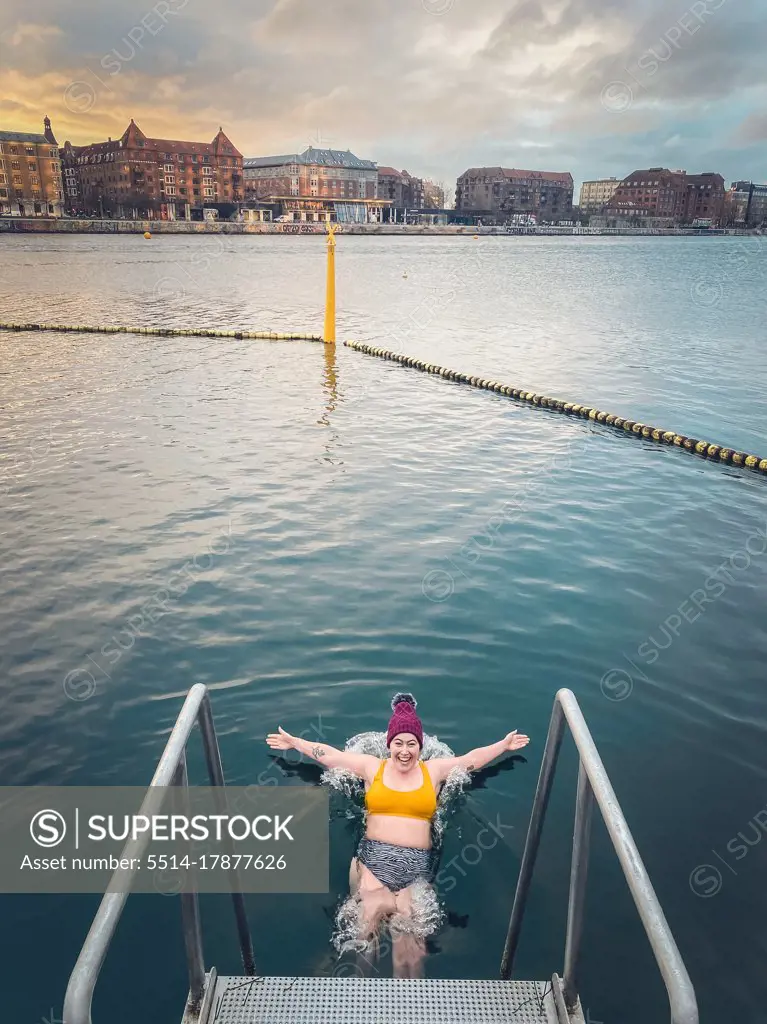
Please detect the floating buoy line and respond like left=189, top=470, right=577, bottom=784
left=0, top=322, right=323, bottom=341
left=344, top=340, right=767, bottom=476
left=2, top=320, right=763, bottom=475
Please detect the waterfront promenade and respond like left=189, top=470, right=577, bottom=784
left=0, top=215, right=762, bottom=236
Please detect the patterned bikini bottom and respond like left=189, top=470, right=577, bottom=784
left=357, top=838, right=434, bottom=893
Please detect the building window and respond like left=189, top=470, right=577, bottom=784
left=166, top=187, right=176, bottom=196
left=203, top=187, right=214, bottom=197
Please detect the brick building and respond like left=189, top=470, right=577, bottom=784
left=377, top=167, right=425, bottom=221
left=60, top=140, right=82, bottom=214
left=71, top=119, right=242, bottom=219
left=603, top=168, right=725, bottom=225
left=455, top=167, right=574, bottom=223
left=682, top=172, right=725, bottom=224
left=0, top=116, right=64, bottom=217
left=602, top=168, right=686, bottom=223
left=578, top=178, right=620, bottom=214
left=243, top=147, right=385, bottom=223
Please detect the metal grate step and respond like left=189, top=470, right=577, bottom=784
left=205, top=976, right=568, bottom=1024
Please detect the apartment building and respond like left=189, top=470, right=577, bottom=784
left=0, top=116, right=63, bottom=217
left=578, top=178, right=620, bottom=214
left=455, top=167, right=574, bottom=223
left=73, top=119, right=242, bottom=219
left=243, top=147, right=386, bottom=223
left=603, top=168, right=725, bottom=225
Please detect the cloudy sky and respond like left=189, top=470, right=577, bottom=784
left=1, top=0, right=765, bottom=192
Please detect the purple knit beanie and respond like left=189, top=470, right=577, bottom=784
left=386, top=693, right=423, bottom=747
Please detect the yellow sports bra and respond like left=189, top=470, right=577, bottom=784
left=365, top=759, right=437, bottom=822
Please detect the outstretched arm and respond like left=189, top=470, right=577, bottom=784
left=266, top=727, right=379, bottom=782
left=428, top=731, right=530, bottom=785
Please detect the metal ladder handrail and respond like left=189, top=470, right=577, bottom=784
left=63, top=683, right=255, bottom=1024
left=500, top=688, right=698, bottom=1024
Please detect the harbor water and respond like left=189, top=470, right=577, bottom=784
left=1, top=233, right=766, bottom=1023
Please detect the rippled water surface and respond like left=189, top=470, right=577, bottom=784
left=1, top=234, right=766, bottom=1024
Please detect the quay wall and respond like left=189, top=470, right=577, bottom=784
left=0, top=217, right=760, bottom=237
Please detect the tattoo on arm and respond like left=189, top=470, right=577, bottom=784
left=311, top=746, right=326, bottom=760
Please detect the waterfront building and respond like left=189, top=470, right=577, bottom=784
left=60, top=141, right=83, bottom=214
left=724, top=182, right=752, bottom=225
left=71, top=120, right=242, bottom=220
left=377, top=167, right=425, bottom=222
left=578, top=177, right=620, bottom=214
left=726, top=180, right=767, bottom=227
left=603, top=168, right=725, bottom=226
left=603, top=168, right=686, bottom=224
left=455, top=167, right=574, bottom=224
left=0, top=116, right=64, bottom=217
left=243, top=147, right=386, bottom=223
left=748, top=185, right=767, bottom=227
left=681, top=172, right=725, bottom=225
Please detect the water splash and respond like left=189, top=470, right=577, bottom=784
left=332, top=879, right=443, bottom=958
left=323, top=731, right=471, bottom=956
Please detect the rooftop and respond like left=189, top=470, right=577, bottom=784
left=460, top=166, right=573, bottom=185
left=244, top=147, right=376, bottom=170
left=0, top=130, right=50, bottom=144
left=73, top=121, right=241, bottom=158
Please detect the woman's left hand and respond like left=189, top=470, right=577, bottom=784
left=505, top=730, right=530, bottom=751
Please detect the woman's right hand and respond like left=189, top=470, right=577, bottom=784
left=266, top=726, right=295, bottom=751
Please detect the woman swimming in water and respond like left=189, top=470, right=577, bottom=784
left=266, top=693, right=529, bottom=977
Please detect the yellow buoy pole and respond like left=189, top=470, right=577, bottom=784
left=324, top=216, right=336, bottom=344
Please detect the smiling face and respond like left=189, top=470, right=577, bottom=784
left=389, top=733, right=421, bottom=771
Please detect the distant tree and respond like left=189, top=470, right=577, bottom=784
left=423, top=178, right=448, bottom=208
